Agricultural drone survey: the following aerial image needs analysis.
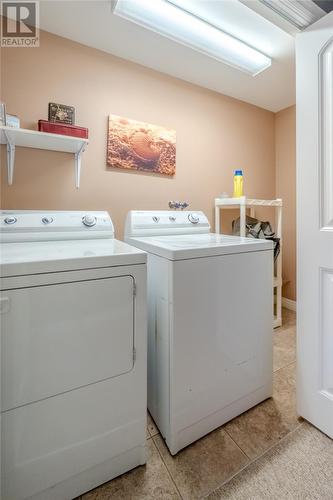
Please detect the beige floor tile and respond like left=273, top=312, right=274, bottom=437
left=81, top=439, right=180, bottom=500
left=273, top=325, right=296, bottom=372
left=153, top=428, right=248, bottom=499
left=281, top=307, right=296, bottom=329
left=206, top=422, right=333, bottom=500
left=224, top=363, right=302, bottom=460
left=147, top=412, right=159, bottom=437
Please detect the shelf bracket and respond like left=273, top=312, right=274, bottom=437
left=4, top=130, right=15, bottom=185
left=74, top=142, right=86, bottom=189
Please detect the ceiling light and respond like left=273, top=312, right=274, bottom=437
left=112, top=0, right=272, bottom=76
left=258, top=0, right=325, bottom=30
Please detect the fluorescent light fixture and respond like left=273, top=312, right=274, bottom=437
left=112, top=0, right=272, bottom=76
left=258, top=0, right=325, bottom=30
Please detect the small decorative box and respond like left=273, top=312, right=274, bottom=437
left=48, top=102, right=75, bottom=125
left=38, top=120, right=88, bottom=139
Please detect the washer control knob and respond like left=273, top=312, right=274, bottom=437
left=82, top=215, right=97, bottom=227
left=4, top=216, right=17, bottom=225
left=152, top=216, right=160, bottom=223
left=188, top=213, right=200, bottom=224
left=169, top=216, right=176, bottom=222
left=42, top=216, right=53, bottom=225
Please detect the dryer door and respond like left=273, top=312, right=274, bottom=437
left=1, top=275, right=135, bottom=411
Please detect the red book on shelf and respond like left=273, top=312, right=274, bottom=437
left=38, top=120, right=88, bottom=139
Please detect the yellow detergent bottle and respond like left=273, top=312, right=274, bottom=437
left=233, top=169, right=243, bottom=198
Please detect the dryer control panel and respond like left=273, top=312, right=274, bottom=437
left=0, top=211, right=114, bottom=242
left=125, top=210, right=210, bottom=237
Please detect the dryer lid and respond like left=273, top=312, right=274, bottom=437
left=0, top=238, right=146, bottom=277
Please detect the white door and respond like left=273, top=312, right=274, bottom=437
left=296, top=12, right=333, bottom=438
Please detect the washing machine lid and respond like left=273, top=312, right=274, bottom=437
left=0, top=211, right=146, bottom=276
left=127, top=232, right=273, bottom=261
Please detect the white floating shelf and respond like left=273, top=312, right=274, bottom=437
left=0, top=125, right=88, bottom=188
left=215, top=197, right=283, bottom=207
left=215, top=196, right=246, bottom=207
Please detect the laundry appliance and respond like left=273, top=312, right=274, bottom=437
left=0, top=210, right=147, bottom=499
left=125, top=210, right=273, bottom=455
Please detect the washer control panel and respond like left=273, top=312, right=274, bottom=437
left=125, top=210, right=210, bottom=237
left=0, top=211, right=114, bottom=242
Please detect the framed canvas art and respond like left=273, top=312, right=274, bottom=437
left=107, top=114, right=176, bottom=175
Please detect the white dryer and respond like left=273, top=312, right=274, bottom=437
left=0, top=210, right=147, bottom=500
left=125, top=210, right=273, bottom=455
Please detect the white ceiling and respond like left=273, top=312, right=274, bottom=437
left=38, top=0, right=297, bottom=112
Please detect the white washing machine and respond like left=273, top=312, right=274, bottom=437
left=0, top=210, right=147, bottom=500
left=125, top=210, right=273, bottom=455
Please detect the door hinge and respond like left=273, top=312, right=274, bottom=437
left=133, top=281, right=137, bottom=296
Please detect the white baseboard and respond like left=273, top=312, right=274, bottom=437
left=282, top=297, right=297, bottom=312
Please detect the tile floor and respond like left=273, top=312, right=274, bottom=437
left=80, top=309, right=333, bottom=499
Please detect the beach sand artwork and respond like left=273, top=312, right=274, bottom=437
left=107, top=114, right=176, bottom=175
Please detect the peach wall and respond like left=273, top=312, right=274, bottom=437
left=275, top=105, right=296, bottom=302
left=0, top=29, right=276, bottom=238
